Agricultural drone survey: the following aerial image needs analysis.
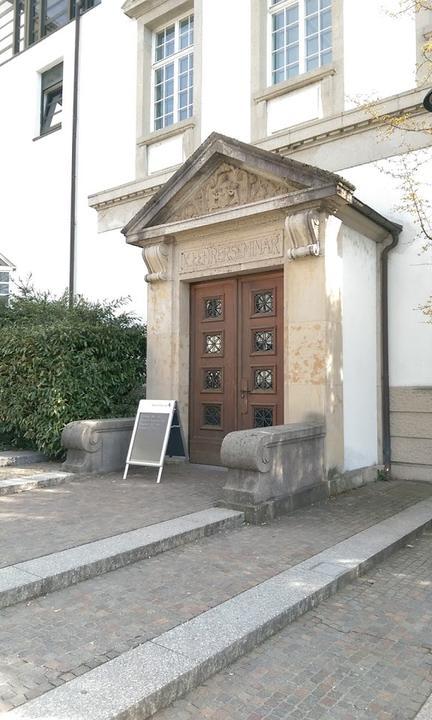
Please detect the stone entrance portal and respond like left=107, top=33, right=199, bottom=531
left=190, top=271, right=284, bottom=465
left=120, top=132, right=401, bottom=511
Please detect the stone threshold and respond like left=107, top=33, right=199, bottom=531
left=6, top=497, right=432, bottom=720
left=0, top=471, right=72, bottom=496
left=0, top=508, right=244, bottom=610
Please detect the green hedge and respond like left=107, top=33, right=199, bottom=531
left=0, top=291, right=146, bottom=457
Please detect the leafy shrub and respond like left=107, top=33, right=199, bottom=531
left=0, top=288, right=146, bottom=457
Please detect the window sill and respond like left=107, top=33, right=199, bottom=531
left=137, top=118, right=196, bottom=147
left=32, top=124, right=62, bottom=142
left=254, top=65, right=336, bottom=104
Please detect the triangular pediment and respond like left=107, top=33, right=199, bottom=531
left=0, top=252, right=15, bottom=269
left=159, top=161, right=300, bottom=224
left=123, top=133, right=354, bottom=239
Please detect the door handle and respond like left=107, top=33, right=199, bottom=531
left=240, top=378, right=251, bottom=404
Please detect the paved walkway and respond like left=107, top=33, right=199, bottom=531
left=156, top=529, right=432, bottom=720
left=0, top=463, right=227, bottom=567
left=0, top=479, right=431, bottom=712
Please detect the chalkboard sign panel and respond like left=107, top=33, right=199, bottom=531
left=131, top=412, right=171, bottom=465
left=123, top=400, right=187, bottom=483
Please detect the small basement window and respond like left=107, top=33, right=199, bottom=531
left=40, top=62, right=63, bottom=135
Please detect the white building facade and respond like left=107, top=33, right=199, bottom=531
left=0, top=0, right=431, bottom=482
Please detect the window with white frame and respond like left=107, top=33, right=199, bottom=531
left=152, top=14, right=194, bottom=131
left=0, top=270, right=11, bottom=304
left=269, top=0, right=332, bottom=85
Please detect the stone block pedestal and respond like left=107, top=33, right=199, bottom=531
left=219, top=423, right=326, bottom=523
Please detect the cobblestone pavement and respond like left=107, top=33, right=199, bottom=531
left=0, top=463, right=227, bottom=567
left=0, top=480, right=431, bottom=712
left=155, top=529, right=432, bottom=720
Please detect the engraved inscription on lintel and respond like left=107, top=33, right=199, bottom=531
left=180, top=233, right=283, bottom=274
left=166, top=163, right=296, bottom=223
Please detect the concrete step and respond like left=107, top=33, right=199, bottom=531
left=0, top=450, right=47, bottom=467
left=0, top=471, right=72, bottom=496
left=5, top=496, right=432, bottom=720
left=0, top=507, right=244, bottom=609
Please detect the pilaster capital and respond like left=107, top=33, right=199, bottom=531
left=284, top=209, right=322, bottom=261
left=142, top=241, right=170, bottom=282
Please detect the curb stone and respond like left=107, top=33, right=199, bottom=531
left=0, top=507, right=244, bottom=609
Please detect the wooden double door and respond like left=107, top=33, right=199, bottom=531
left=190, top=271, right=284, bottom=465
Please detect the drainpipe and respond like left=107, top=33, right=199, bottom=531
left=69, top=0, right=83, bottom=309
left=381, top=228, right=401, bottom=477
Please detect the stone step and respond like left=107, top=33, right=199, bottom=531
left=5, top=497, right=432, bottom=720
left=416, top=692, right=432, bottom=719
left=0, top=450, right=47, bottom=467
left=0, top=507, right=244, bottom=609
left=0, top=471, right=72, bottom=496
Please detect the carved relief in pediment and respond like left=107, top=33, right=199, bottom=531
left=163, top=163, right=299, bottom=223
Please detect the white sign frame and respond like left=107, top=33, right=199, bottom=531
left=123, top=399, right=187, bottom=483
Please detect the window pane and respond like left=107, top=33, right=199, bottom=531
left=287, top=64, right=299, bottom=77
left=179, top=56, right=189, bottom=73
left=273, top=68, right=285, bottom=84
left=273, top=29, right=284, bottom=50
left=273, top=10, right=285, bottom=31
left=321, top=9, right=331, bottom=28
left=166, top=78, right=174, bottom=96
left=45, top=0, right=68, bottom=34
left=165, top=63, right=174, bottom=80
left=41, top=63, right=63, bottom=134
left=286, top=5, right=299, bottom=24
left=287, top=44, right=299, bottom=63
left=306, top=55, right=319, bottom=71
left=320, top=49, right=332, bottom=64
left=307, top=36, right=318, bottom=55
left=321, top=29, right=332, bottom=49
left=179, top=14, right=194, bottom=49
left=0, top=272, right=9, bottom=282
left=0, top=283, right=9, bottom=296
left=287, top=25, right=298, bottom=43
left=320, top=0, right=331, bottom=6
left=165, top=39, right=175, bottom=56
left=165, top=25, right=175, bottom=42
left=272, top=49, right=284, bottom=71
left=306, top=16, right=318, bottom=35
left=305, top=0, right=318, bottom=14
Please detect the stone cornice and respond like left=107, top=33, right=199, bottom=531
left=254, top=65, right=336, bottom=104
left=125, top=184, right=347, bottom=246
left=257, top=86, right=430, bottom=156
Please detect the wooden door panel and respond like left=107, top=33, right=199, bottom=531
left=190, top=279, right=237, bottom=464
left=239, top=273, right=284, bottom=430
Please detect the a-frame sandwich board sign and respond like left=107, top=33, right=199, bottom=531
left=123, top=399, right=187, bottom=483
